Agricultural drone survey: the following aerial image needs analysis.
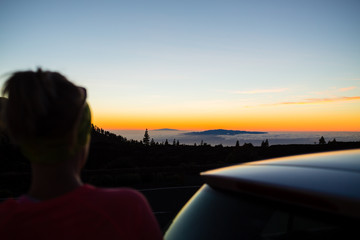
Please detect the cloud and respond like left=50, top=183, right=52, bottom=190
left=339, top=86, right=357, bottom=92
left=274, top=96, right=360, bottom=106
left=312, top=86, right=357, bottom=95
left=233, top=88, right=289, bottom=94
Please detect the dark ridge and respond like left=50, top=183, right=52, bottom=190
left=154, top=128, right=179, bottom=131
left=184, top=129, right=267, bottom=136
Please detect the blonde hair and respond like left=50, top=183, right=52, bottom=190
left=1, top=68, right=91, bottom=163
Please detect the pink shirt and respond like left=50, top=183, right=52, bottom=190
left=0, top=184, right=163, bottom=240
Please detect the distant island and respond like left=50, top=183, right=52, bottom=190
left=184, top=129, right=268, bottom=136
left=154, top=128, right=179, bottom=131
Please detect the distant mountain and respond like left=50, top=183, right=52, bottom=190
left=154, top=128, right=179, bottom=131
left=184, top=129, right=267, bottom=136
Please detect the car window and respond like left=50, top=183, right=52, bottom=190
left=165, top=185, right=358, bottom=240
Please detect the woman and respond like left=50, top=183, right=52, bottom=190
left=0, top=69, right=163, bottom=240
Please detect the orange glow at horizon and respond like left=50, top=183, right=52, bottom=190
left=92, top=108, right=360, bottom=132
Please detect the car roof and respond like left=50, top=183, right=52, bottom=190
left=201, top=149, right=360, bottom=218
left=249, top=149, right=360, bottom=172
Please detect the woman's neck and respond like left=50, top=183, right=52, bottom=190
left=28, top=162, right=83, bottom=201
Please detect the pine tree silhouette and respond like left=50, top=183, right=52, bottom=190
left=261, top=139, right=269, bottom=147
left=143, top=129, right=150, bottom=146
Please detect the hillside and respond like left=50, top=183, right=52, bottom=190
left=1, top=125, right=359, bottom=198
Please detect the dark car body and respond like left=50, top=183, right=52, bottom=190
left=165, top=149, right=360, bottom=239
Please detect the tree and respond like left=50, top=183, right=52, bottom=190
left=143, top=129, right=150, bottom=146
left=319, top=136, right=326, bottom=145
left=235, top=140, right=240, bottom=147
left=261, top=139, right=269, bottom=148
left=150, top=138, right=155, bottom=146
left=243, top=142, right=254, bottom=147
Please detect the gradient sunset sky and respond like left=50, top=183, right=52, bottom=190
left=1, top=0, right=359, bottom=131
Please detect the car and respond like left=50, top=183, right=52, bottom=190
left=164, top=149, right=360, bottom=240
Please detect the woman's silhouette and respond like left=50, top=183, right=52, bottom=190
left=0, top=69, right=162, bottom=239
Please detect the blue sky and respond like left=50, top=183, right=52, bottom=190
left=1, top=0, right=359, bottom=130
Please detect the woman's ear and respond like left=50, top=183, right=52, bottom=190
left=77, top=103, right=91, bottom=146
left=77, top=140, right=90, bottom=171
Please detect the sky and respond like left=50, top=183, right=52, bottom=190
left=1, top=0, right=359, bottom=131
